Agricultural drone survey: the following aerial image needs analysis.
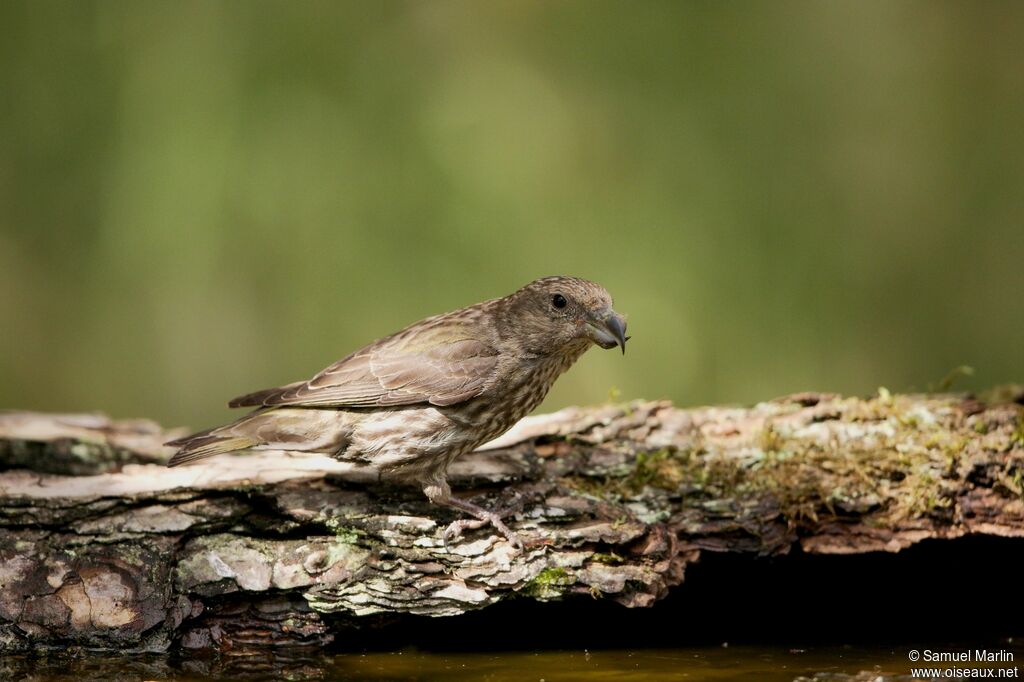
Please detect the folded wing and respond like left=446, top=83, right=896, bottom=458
left=229, top=322, right=499, bottom=409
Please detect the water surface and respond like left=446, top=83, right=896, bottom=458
left=1, top=643, right=968, bottom=681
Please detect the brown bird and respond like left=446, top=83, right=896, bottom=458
left=166, top=276, right=628, bottom=547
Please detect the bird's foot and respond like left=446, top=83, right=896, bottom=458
left=443, top=512, right=524, bottom=550
left=423, top=480, right=527, bottom=550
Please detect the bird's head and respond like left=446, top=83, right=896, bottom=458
left=499, top=276, right=629, bottom=356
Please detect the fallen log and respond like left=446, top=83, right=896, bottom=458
left=1, top=389, right=1022, bottom=653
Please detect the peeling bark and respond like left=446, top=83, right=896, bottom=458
left=1, top=389, right=1022, bottom=653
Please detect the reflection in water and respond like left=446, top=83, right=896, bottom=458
left=0, top=644, right=959, bottom=681
left=327, top=646, right=911, bottom=681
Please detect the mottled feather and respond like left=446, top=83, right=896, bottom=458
left=229, top=315, right=500, bottom=409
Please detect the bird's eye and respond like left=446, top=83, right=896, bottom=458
left=551, top=293, right=567, bottom=309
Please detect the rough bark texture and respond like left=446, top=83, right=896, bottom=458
left=1, top=389, right=1022, bottom=654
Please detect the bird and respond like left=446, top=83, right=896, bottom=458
left=166, top=276, right=628, bottom=547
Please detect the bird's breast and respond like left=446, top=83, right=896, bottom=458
left=349, top=346, right=590, bottom=478
left=453, top=347, right=588, bottom=439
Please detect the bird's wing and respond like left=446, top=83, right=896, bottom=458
left=228, top=320, right=500, bottom=409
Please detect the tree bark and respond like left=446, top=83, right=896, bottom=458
left=1, top=389, right=1022, bottom=653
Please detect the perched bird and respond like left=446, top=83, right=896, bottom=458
left=166, top=276, right=628, bottom=547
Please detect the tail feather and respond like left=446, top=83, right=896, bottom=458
left=166, top=433, right=258, bottom=467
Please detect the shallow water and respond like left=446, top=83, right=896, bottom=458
left=326, top=645, right=907, bottom=681
left=6, top=642, right=1020, bottom=682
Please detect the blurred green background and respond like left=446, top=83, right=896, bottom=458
left=1, top=1, right=1022, bottom=431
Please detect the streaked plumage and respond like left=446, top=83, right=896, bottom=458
left=167, top=276, right=628, bottom=547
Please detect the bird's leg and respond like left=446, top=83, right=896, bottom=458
left=422, top=478, right=524, bottom=549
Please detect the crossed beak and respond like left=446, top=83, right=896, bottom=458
left=586, top=308, right=629, bottom=354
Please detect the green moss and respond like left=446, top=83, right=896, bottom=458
left=1013, top=412, right=1024, bottom=447
left=590, top=551, right=625, bottom=565
left=626, top=448, right=687, bottom=492
left=522, top=567, right=574, bottom=599
left=561, top=474, right=614, bottom=499
left=900, top=472, right=951, bottom=515
left=560, top=447, right=696, bottom=501
left=323, top=518, right=365, bottom=544
left=898, top=413, right=920, bottom=428
left=758, top=424, right=785, bottom=453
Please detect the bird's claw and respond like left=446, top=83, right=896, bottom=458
left=442, top=518, right=486, bottom=545
left=442, top=513, right=524, bottom=550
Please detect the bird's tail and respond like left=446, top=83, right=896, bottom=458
left=165, top=408, right=354, bottom=467
left=165, top=429, right=259, bottom=467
